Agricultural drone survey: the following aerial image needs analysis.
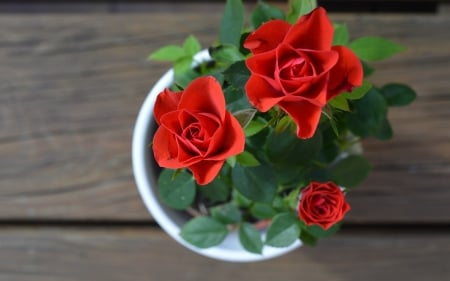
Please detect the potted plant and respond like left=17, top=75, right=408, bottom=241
left=132, top=0, right=416, bottom=262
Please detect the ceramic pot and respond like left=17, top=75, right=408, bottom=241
left=132, top=50, right=301, bottom=262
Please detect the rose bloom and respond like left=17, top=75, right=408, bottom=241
left=244, top=7, right=363, bottom=139
left=152, top=76, right=245, bottom=185
left=298, top=181, right=351, bottom=230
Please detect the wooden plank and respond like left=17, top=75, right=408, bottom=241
left=0, top=1, right=442, bottom=14
left=0, top=7, right=449, bottom=222
left=0, top=11, right=222, bottom=220
left=331, top=12, right=450, bottom=223
left=0, top=226, right=448, bottom=281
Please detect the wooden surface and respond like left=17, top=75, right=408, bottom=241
left=0, top=227, right=448, bottom=281
left=0, top=2, right=449, bottom=280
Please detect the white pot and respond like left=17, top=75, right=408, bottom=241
left=132, top=50, right=301, bottom=262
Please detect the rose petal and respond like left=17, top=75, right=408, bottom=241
left=245, top=75, right=285, bottom=112
left=244, top=19, right=291, bottom=54
left=284, top=7, right=333, bottom=51
left=188, top=160, right=225, bottom=185
left=300, top=49, right=339, bottom=74
left=275, top=44, right=337, bottom=100
left=154, top=88, right=182, bottom=124
left=175, top=137, right=203, bottom=165
left=152, top=127, right=186, bottom=169
left=327, top=46, right=363, bottom=100
left=179, top=76, right=226, bottom=120
left=159, top=110, right=184, bottom=136
left=206, top=112, right=245, bottom=160
left=318, top=221, right=335, bottom=230
left=279, top=98, right=323, bottom=139
left=246, top=49, right=278, bottom=79
left=342, top=201, right=351, bottom=215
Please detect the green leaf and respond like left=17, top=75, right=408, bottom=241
left=239, top=223, right=264, bottom=254
left=333, top=23, right=349, bottom=46
left=361, top=61, right=375, bottom=78
left=272, top=164, right=308, bottom=187
left=224, top=87, right=251, bottom=113
left=226, top=156, right=237, bottom=168
left=232, top=189, right=252, bottom=208
left=348, top=88, right=388, bottom=137
left=275, top=115, right=294, bottom=134
left=149, top=45, right=185, bottom=61
left=272, top=196, right=286, bottom=211
left=210, top=44, right=245, bottom=64
left=199, top=177, right=231, bottom=204
left=245, top=128, right=271, bottom=160
left=329, top=155, right=371, bottom=188
left=328, top=94, right=350, bottom=111
left=266, top=129, right=322, bottom=166
left=209, top=70, right=225, bottom=85
left=245, top=118, right=267, bottom=137
left=234, top=108, right=257, bottom=129
left=220, top=0, right=245, bottom=47
left=250, top=203, right=277, bottom=220
left=321, top=125, right=340, bottom=162
left=183, top=35, right=201, bottom=56
left=250, top=1, right=285, bottom=29
left=380, top=83, right=417, bottom=106
left=173, top=68, right=201, bottom=90
left=157, top=169, right=196, bottom=210
left=173, top=56, right=193, bottom=77
left=342, top=80, right=372, bottom=100
left=321, top=108, right=340, bottom=138
left=299, top=229, right=318, bottom=246
left=265, top=213, right=301, bottom=247
left=362, top=61, right=375, bottom=77
left=223, top=60, right=250, bottom=89
left=181, top=217, right=228, bottom=248
left=349, top=36, right=405, bottom=61
left=286, top=0, right=317, bottom=24
left=211, top=203, right=242, bottom=224
left=232, top=164, right=277, bottom=203
left=220, top=60, right=249, bottom=114
left=285, top=188, right=301, bottom=210
left=301, top=222, right=341, bottom=238
left=373, top=118, right=393, bottom=140
left=236, top=151, right=260, bottom=167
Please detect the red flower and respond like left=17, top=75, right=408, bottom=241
left=152, top=76, right=245, bottom=185
left=298, top=181, right=351, bottom=230
left=244, top=7, right=363, bottom=139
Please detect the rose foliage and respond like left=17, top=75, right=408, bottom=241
left=149, top=0, right=416, bottom=254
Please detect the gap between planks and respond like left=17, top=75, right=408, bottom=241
left=0, top=220, right=449, bottom=235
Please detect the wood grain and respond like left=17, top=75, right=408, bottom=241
left=332, top=12, right=450, bottom=223
left=0, top=226, right=448, bottom=281
left=0, top=6, right=449, bottom=222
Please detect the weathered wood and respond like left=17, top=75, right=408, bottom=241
left=0, top=6, right=449, bottom=222
left=0, top=226, right=447, bottom=281
left=0, top=9, right=224, bottom=220
left=332, top=12, right=450, bottom=223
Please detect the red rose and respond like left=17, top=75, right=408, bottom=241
left=298, top=181, right=351, bottom=230
left=244, top=7, right=363, bottom=139
left=152, top=76, right=245, bottom=185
